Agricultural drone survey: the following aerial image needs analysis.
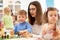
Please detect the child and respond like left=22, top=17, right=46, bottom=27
left=2, top=7, right=14, bottom=29
left=12, top=15, right=17, bottom=26
left=14, top=10, right=32, bottom=37
left=42, top=7, right=60, bottom=40
left=2, top=7, right=14, bottom=38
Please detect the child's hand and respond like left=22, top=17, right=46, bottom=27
left=19, top=31, right=24, bottom=35
left=22, top=30, right=28, bottom=33
left=19, top=30, right=32, bottom=37
left=48, top=24, right=55, bottom=30
left=19, top=30, right=28, bottom=35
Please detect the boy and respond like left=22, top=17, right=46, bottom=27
left=14, top=10, right=32, bottom=37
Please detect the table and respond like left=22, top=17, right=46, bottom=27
left=4, top=38, right=38, bottom=40
left=3, top=34, right=42, bottom=40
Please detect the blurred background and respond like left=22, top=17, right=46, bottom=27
left=0, top=0, right=60, bottom=19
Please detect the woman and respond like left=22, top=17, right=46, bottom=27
left=28, top=1, right=43, bottom=35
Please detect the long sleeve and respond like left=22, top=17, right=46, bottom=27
left=14, top=25, right=17, bottom=34
left=26, top=22, right=32, bottom=33
left=14, top=22, right=32, bottom=34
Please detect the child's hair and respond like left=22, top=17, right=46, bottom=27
left=4, top=7, right=11, bottom=14
left=17, top=10, right=27, bottom=16
left=43, top=7, right=59, bottom=23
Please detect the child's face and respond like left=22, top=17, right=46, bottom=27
left=48, top=10, right=58, bottom=24
left=17, top=15, right=27, bottom=23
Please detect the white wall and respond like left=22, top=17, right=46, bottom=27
left=3, top=0, right=46, bottom=12
left=3, top=0, right=9, bottom=8
left=20, top=0, right=37, bottom=11
left=38, top=0, right=46, bottom=13
left=20, top=0, right=46, bottom=13
left=54, top=0, right=60, bottom=15
left=3, top=0, right=60, bottom=15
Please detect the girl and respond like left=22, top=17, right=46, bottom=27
left=42, top=7, right=60, bottom=40
left=28, top=1, right=43, bottom=35
left=14, top=10, right=32, bottom=38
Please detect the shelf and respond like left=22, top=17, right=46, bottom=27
left=0, top=0, right=3, bottom=3
left=8, top=0, right=21, bottom=15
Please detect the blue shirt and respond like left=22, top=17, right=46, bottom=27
left=14, top=22, right=32, bottom=34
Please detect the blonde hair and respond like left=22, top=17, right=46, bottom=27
left=4, top=7, right=11, bottom=15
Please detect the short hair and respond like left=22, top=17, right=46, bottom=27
left=4, top=7, right=11, bottom=14
left=17, top=10, right=27, bottom=16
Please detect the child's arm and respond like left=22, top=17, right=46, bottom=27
left=18, top=23, right=32, bottom=35
left=14, top=25, right=17, bottom=34
left=37, top=24, right=47, bottom=40
left=24, top=22, right=32, bottom=33
left=19, top=22, right=32, bottom=34
left=52, top=28, right=60, bottom=40
left=42, top=25, right=47, bottom=35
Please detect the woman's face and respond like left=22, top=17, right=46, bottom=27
left=29, top=4, right=36, bottom=17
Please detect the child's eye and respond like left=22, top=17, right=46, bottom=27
left=54, top=14, right=57, bottom=17
left=50, top=15, right=52, bottom=17
left=19, top=16, right=21, bottom=18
